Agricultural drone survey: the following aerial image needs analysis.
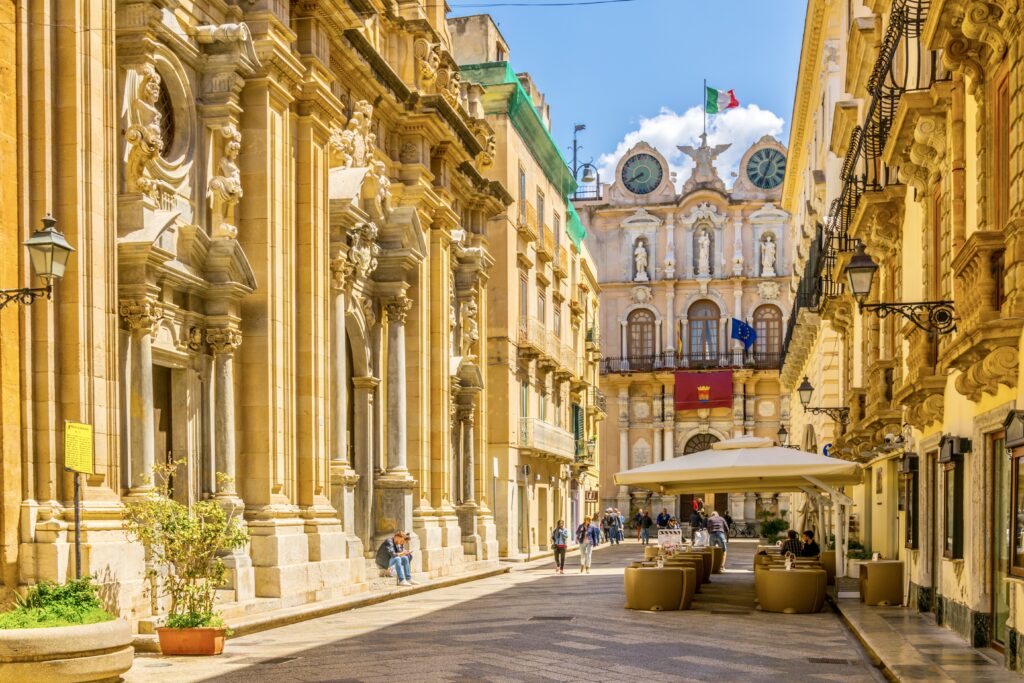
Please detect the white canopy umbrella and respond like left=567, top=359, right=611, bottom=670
left=614, top=435, right=863, bottom=576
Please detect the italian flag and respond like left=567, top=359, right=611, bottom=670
left=705, top=86, right=739, bottom=114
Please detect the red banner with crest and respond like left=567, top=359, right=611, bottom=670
left=674, top=371, right=733, bottom=411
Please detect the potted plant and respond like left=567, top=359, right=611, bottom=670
left=124, top=463, right=248, bottom=656
left=845, top=538, right=873, bottom=578
left=0, top=576, right=133, bottom=681
left=757, top=509, right=788, bottom=543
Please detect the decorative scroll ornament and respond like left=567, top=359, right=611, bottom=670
left=329, top=100, right=376, bottom=169
left=414, top=38, right=441, bottom=89
left=478, top=133, right=496, bottom=170
left=206, top=327, right=243, bottom=354
left=120, top=298, right=162, bottom=333
left=194, top=23, right=259, bottom=63
left=437, top=67, right=462, bottom=107
left=330, top=250, right=356, bottom=291
left=123, top=64, right=165, bottom=196
left=348, top=222, right=380, bottom=281
left=208, top=124, right=243, bottom=239
left=757, top=281, right=781, bottom=301
left=631, top=285, right=652, bottom=304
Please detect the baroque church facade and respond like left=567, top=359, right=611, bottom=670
left=0, top=0, right=530, bottom=626
left=576, top=134, right=793, bottom=526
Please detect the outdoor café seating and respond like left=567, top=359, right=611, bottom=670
left=859, top=560, right=904, bottom=606
left=710, top=546, right=724, bottom=573
left=644, top=546, right=662, bottom=560
left=755, top=567, right=827, bottom=614
left=624, top=567, right=693, bottom=611
left=663, top=557, right=704, bottom=592
left=820, top=550, right=836, bottom=586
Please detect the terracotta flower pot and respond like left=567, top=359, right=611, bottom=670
left=156, top=627, right=226, bottom=656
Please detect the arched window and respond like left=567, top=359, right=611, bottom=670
left=688, top=301, right=719, bottom=365
left=752, top=304, right=782, bottom=367
left=684, top=433, right=719, bottom=454
left=627, top=309, right=656, bottom=371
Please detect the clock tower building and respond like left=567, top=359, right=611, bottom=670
left=575, top=134, right=793, bottom=530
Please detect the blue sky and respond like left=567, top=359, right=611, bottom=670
left=449, top=0, right=807, bottom=186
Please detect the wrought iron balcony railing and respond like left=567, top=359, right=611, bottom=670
left=601, top=351, right=783, bottom=374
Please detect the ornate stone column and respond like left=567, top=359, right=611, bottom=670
left=206, top=326, right=242, bottom=496
left=385, top=298, right=412, bottom=473
left=330, top=255, right=352, bottom=468
left=666, top=288, right=676, bottom=354
left=618, top=389, right=629, bottom=499
left=620, top=320, right=627, bottom=360
left=120, top=299, right=160, bottom=494
left=461, top=406, right=476, bottom=503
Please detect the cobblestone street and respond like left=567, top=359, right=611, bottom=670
left=126, top=541, right=882, bottom=682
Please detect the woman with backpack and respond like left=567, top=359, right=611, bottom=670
left=551, top=520, right=569, bottom=574
left=576, top=516, right=601, bottom=573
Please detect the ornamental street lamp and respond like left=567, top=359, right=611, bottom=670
left=846, top=242, right=956, bottom=335
left=0, top=214, right=75, bottom=310
left=797, top=376, right=851, bottom=425
left=571, top=124, right=600, bottom=195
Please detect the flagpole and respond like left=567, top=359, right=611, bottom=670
left=703, top=78, right=707, bottom=136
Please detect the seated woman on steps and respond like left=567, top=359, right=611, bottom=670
left=376, top=532, right=420, bottom=587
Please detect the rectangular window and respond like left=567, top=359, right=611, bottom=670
left=554, top=388, right=562, bottom=428
left=537, top=288, right=546, bottom=324
left=519, top=379, right=529, bottom=419
left=518, top=168, right=527, bottom=223
left=1010, top=445, right=1024, bottom=577
left=553, top=304, right=561, bottom=339
left=554, top=213, right=561, bottom=248
left=899, top=454, right=919, bottom=550
left=995, top=67, right=1010, bottom=232
left=943, top=458, right=964, bottom=559
left=539, top=379, right=546, bottom=421
left=518, top=274, right=528, bottom=320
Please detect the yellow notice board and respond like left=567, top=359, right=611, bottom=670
left=64, top=421, right=94, bottom=474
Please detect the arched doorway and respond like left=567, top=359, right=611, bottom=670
left=627, top=308, right=656, bottom=371
left=679, top=433, right=721, bottom=514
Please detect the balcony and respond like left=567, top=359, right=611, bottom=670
left=516, top=201, right=538, bottom=242
left=588, top=387, right=607, bottom=418
left=601, top=351, right=783, bottom=374
left=536, top=225, right=555, bottom=262
left=573, top=443, right=595, bottom=469
left=519, top=417, right=575, bottom=462
left=554, top=243, right=569, bottom=277
left=517, top=317, right=545, bottom=357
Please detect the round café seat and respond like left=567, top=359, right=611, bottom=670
left=643, top=546, right=662, bottom=560
left=671, top=552, right=709, bottom=584
left=623, top=567, right=687, bottom=611
left=820, top=550, right=836, bottom=586
left=710, top=547, right=725, bottom=573
left=860, top=561, right=904, bottom=606
left=755, top=568, right=827, bottom=614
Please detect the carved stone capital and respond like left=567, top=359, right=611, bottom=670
left=330, top=251, right=354, bottom=291
left=385, top=298, right=412, bottom=325
left=458, top=406, right=476, bottom=426
left=206, top=327, right=243, bottom=355
left=120, top=299, right=162, bottom=334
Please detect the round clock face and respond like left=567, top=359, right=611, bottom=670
left=746, top=148, right=786, bottom=190
left=621, top=153, right=664, bottom=195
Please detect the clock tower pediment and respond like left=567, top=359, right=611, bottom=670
left=732, top=135, right=788, bottom=200
left=608, top=142, right=676, bottom=205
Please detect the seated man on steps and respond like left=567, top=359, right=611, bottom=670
left=376, top=532, right=419, bottom=586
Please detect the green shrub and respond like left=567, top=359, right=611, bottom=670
left=0, top=576, right=114, bottom=629
left=758, top=509, right=789, bottom=541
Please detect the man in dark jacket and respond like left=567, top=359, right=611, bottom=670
left=656, top=508, right=671, bottom=529
left=688, top=509, right=705, bottom=542
left=640, top=511, right=654, bottom=545
left=376, top=532, right=417, bottom=586
left=800, top=530, right=821, bottom=557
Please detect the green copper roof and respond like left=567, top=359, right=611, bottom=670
left=460, top=61, right=585, bottom=248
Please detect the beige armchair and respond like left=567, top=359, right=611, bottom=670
left=859, top=561, right=904, bottom=606
left=623, top=567, right=688, bottom=611
left=755, top=568, right=827, bottom=614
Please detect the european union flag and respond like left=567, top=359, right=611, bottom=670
left=731, top=318, right=757, bottom=350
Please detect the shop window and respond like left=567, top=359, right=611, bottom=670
left=940, top=435, right=970, bottom=559
left=1006, top=411, right=1024, bottom=577
left=899, top=452, right=919, bottom=550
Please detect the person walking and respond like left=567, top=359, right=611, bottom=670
left=601, top=509, right=613, bottom=543
left=706, top=511, right=730, bottom=555
left=634, top=509, right=644, bottom=540
left=578, top=515, right=601, bottom=573
left=640, top=510, right=654, bottom=545
left=616, top=509, right=626, bottom=543
left=689, top=508, right=705, bottom=542
left=551, top=520, right=569, bottom=573
left=607, top=510, right=621, bottom=545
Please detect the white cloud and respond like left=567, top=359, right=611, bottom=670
left=596, top=105, right=785, bottom=190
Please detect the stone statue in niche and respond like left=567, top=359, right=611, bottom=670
left=123, top=63, right=165, bottom=195
left=460, top=299, right=479, bottom=358
left=761, top=234, right=777, bottom=277
left=697, top=230, right=711, bottom=277
left=208, top=124, right=243, bottom=239
left=633, top=240, right=649, bottom=282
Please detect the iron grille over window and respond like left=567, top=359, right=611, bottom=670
left=156, top=79, right=175, bottom=157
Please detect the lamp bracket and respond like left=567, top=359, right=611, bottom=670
left=860, top=300, right=956, bottom=335
left=806, top=406, right=852, bottom=425
left=0, top=284, right=52, bottom=310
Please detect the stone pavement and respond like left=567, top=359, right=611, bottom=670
left=125, top=540, right=883, bottom=682
left=833, top=596, right=1021, bottom=682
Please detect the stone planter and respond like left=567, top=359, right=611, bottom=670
left=0, top=618, right=133, bottom=682
left=156, top=627, right=226, bottom=656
